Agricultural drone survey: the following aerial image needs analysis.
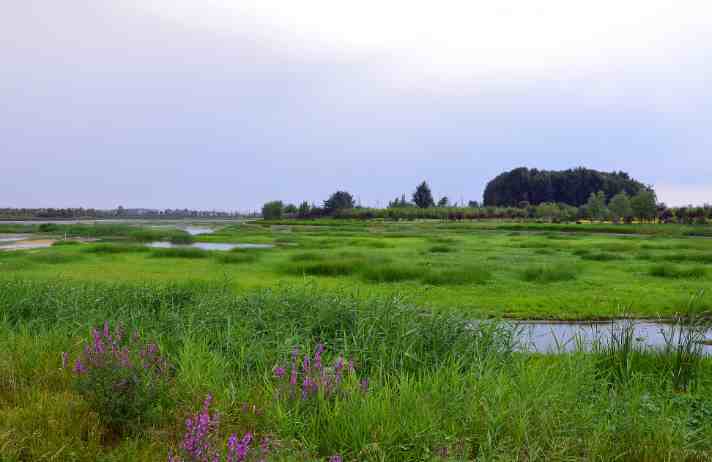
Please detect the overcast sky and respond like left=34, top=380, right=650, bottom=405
left=2, top=1, right=711, bottom=211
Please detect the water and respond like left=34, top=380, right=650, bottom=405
left=147, top=242, right=273, bottom=251
left=511, top=320, right=712, bottom=354
left=183, top=227, right=214, bottom=236
left=0, top=235, right=30, bottom=242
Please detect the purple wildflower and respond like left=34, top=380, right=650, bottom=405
left=274, top=366, right=285, bottom=379
left=73, top=358, right=86, bottom=374
left=329, top=456, right=343, bottom=462
left=360, top=378, right=369, bottom=393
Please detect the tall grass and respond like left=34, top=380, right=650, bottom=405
left=0, top=279, right=711, bottom=460
left=521, top=265, right=578, bottom=283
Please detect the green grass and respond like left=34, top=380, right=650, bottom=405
left=3, top=220, right=712, bottom=319
left=649, top=264, right=707, bottom=279
left=1, top=279, right=711, bottom=460
left=522, top=264, right=578, bottom=283
left=150, top=247, right=210, bottom=259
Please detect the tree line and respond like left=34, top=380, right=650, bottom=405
left=0, top=207, right=244, bottom=220
left=262, top=181, right=711, bottom=225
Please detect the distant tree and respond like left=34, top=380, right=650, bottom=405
left=483, top=167, right=648, bottom=207
left=535, top=202, right=561, bottom=222
left=631, top=190, right=657, bottom=223
left=467, top=200, right=480, bottom=208
left=437, top=196, right=450, bottom=207
left=261, top=201, right=284, bottom=220
left=608, top=192, right=633, bottom=223
left=388, top=194, right=414, bottom=208
left=412, top=181, right=435, bottom=209
left=585, top=191, right=608, bottom=222
left=297, top=201, right=310, bottom=218
left=323, top=191, right=355, bottom=213
left=116, top=205, right=125, bottom=216
left=283, top=203, right=298, bottom=214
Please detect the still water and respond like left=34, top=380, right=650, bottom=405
left=147, top=242, right=273, bottom=251
left=510, top=320, right=712, bottom=354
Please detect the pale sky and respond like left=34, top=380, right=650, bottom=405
left=2, top=1, right=711, bottom=211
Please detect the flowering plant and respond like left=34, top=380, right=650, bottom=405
left=273, top=344, right=368, bottom=402
left=169, top=394, right=270, bottom=462
left=63, top=321, right=171, bottom=434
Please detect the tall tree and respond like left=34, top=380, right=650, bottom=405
left=412, top=181, right=435, bottom=208
left=323, top=191, right=355, bottom=213
left=437, top=196, right=450, bottom=207
left=608, top=192, right=633, bottom=223
left=585, top=191, right=608, bottom=222
left=261, top=201, right=283, bottom=220
left=631, top=190, right=657, bottom=223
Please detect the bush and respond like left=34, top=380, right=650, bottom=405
left=63, top=322, right=171, bottom=435
left=262, top=201, right=284, bottom=220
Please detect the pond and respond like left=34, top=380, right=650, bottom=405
left=146, top=242, right=273, bottom=251
left=510, top=320, right=712, bottom=354
left=182, top=227, right=215, bottom=236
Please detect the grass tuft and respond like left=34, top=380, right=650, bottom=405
left=521, top=265, right=577, bottom=283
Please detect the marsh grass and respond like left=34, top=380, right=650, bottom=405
left=1, top=280, right=712, bottom=460
left=150, top=247, right=210, bottom=259
left=360, top=263, right=422, bottom=283
left=649, top=264, right=707, bottom=279
left=214, top=251, right=261, bottom=264
left=28, top=253, right=85, bottom=264
left=522, top=265, right=578, bottom=283
left=52, top=240, right=82, bottom=247
left=579, top=252, right=625, bottom=261
left=83, top=243, right=150, bottom=254
left=428, top=244, right=455, bottom=253
left=422, top=266, right=491, bottom=285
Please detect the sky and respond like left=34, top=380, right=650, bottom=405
left=2, top=1, right=711, bottom=211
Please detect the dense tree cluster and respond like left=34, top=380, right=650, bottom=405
left=483, top=167, right=649, bottom=207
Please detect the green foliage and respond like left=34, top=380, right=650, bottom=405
left=608, top=191, right=633, bottom=223
left=428, top=244, right=455, bottom=253
left=412, top=181, right=435, bottom=208
left=323, top=191, right=355, bottom=213
left=585, top=190, right=608, bottom=221
left=483, top=166, right=648, bottom=207
left=631, top=190, right=658, bottom=222
left=214, top=251, right=261, bottom=264
left=262, top=201, right=284, bottom=220
left=422, top=266, right=491, bottom=285
left=52, top=240, right=82, bottom=247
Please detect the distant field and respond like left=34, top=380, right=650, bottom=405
left=2, top=219, right=712, bottom=319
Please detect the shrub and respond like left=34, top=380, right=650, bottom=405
left=522, top=265, right=577, bottom=283
left=63, top=322, right=171, bottom=434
